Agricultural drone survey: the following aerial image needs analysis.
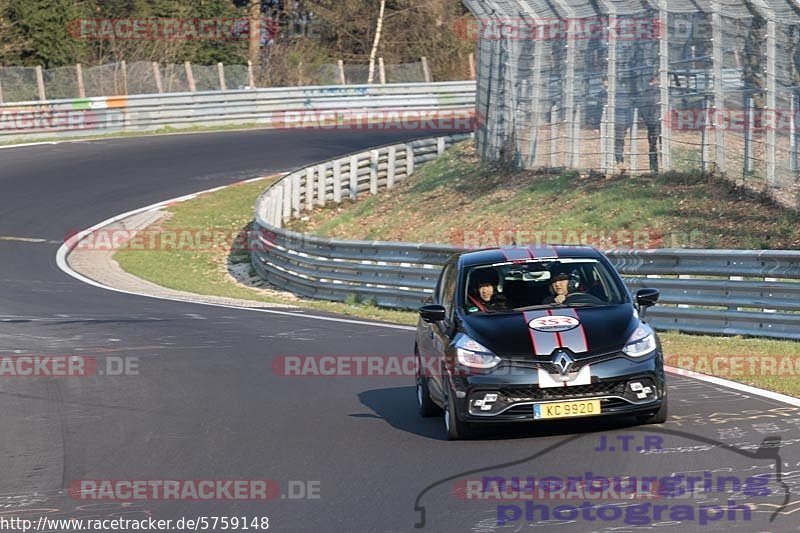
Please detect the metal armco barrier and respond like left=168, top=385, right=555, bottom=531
left=251, top=134, right=800, bottom=341
left=0, top=81, right=475, bottom=142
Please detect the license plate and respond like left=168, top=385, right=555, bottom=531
left=533, top=399, right=601, bottom=420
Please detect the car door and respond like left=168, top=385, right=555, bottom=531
left=427, top=260, right=458, bottom=403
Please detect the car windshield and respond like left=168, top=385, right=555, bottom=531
left=463, top=258, right=626, bottom=314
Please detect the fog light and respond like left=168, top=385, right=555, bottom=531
left=628, top=381, right=655, bottom=400
left=472, top=392, right=499, bottom=411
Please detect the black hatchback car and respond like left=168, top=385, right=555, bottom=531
left=415, top=246, right=666, bottom=439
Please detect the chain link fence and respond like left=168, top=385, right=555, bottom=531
left=0, top=59, right=436, bottom=104
left=463, top=0, right=800, bottom=209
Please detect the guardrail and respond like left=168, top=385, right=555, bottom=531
left=0, top=81, right=476, bottom=142
left=251, top=134, right=800, bottom=341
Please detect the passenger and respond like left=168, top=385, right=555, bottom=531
left=467, top=269, right=509, bottom=313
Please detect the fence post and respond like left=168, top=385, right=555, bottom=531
left=550, top=104, right=558, bottom=167
left=606, top=12, right=617, bottom=172
left=76, top=63, right=86, bottom=98
left=701, top=97, right=709, bottom=172
left=305, top=167, right=315, bottom=211
left=745, top=97, right=754, bottom=174
left=185, top=61, right=196, bottom=92
left=0, top=78, right=3, bottom=104
left=120, top=60, right=128, bottom=95
left=370, top=150, right=379, bottom=194
left=765, top=16, right=776, bottom=187
left=247, top=60, right=256, bottom=89
left=600, top=106, right=608, bottom=174
left=468, top=53, right=476, bottom=80
left=792, top=94, right=798, bottom=173
left=152, top=62, right=163, bottom=93
left=658, top=0, right=671, bottom=171
left=338, top=60, right=346, bottom=85
left=282, top=181, right=292, bottom=222
left=217, top=62, right=227, bottom=91
left=406, top=143, right=415, bottom=175
left=711, top=1, right=725, bottom=174
left=572, top=104, right=582, bottom=168
left=349, top=155, right=358, bottom=199
left=333, top=160, right=342, bottom=203
left=291, top=173, right=301, bottom=217
left=631, top=107, right=639, bottom=172
left=437, top=137, right=446, bottom=155
left=378, top=57, right=386, bottom=84
left=317, top=163, right=326, bottom=205
left=35, top=66, right=46, bottom=101
left=387, top=146, right=396, bottom=188
left=421, top=56, right=431, bottom=83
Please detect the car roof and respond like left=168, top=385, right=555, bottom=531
left=456, top=245, right=603, bottom=268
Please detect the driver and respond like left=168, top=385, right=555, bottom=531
left=468, top=269, right=509, bottom=313
left=543, top=272, right=573, bottom=305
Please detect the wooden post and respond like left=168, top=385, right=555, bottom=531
left=120, top=60, right=128, bottom=95
left=468, top=53, right=476, bottom=80
left=0, top=78, right=4, bottom=104
left=152, top=62, right=163, bottom=93
left=184, top=61, right=196, bottom=92
left=378, top=57, right=386, bottom=84
left=36, top=66, right=46, bottom=101
left=76, top=63, right=86, bottom=98
left=406, top=144, right=415, bottom=175
left=421, top=57, right=431, bottom=83
left=338, top=60, right=346, bottom=85
left=217, top=62, right=227, bottom=91
left=247, top=60, right=255, bottom=89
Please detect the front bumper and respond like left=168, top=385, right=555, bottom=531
left=449, top=351, right=665, bottom=423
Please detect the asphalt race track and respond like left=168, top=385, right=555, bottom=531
left=1, top=129, right=799, bottom=532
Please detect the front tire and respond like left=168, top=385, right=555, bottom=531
left=637, top=399, right=668, bottom=425
left=444, top=391, right=473, bottom=440
left=416, top=370, right=441, bottom=417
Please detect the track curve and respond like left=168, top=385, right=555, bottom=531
left=0, top=129, right=798, bottom=532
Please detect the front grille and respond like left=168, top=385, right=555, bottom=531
left=502, top=381, right=627, bottom=401
left=510, top=351, right=625, bottom=374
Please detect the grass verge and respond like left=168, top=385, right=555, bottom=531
left=113, top=177, right=415, bottom=325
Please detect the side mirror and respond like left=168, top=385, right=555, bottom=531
left=419, top=304, right=446, bottom=323
left=635, top=288, right=660, bottom=308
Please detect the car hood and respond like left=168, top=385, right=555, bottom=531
left=460, top=305, right=639, bottom=358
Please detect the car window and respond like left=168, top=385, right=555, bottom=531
left=463, top=259, right=625, bottom=313
left=441, top=263, right=458, bottom=317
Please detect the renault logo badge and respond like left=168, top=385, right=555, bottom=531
left=552, top=351, right=574, bottom=375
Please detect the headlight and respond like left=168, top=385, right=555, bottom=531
left=622, top=323, right=657, bottom=357
left=455, top=334, right=501, bottom=369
